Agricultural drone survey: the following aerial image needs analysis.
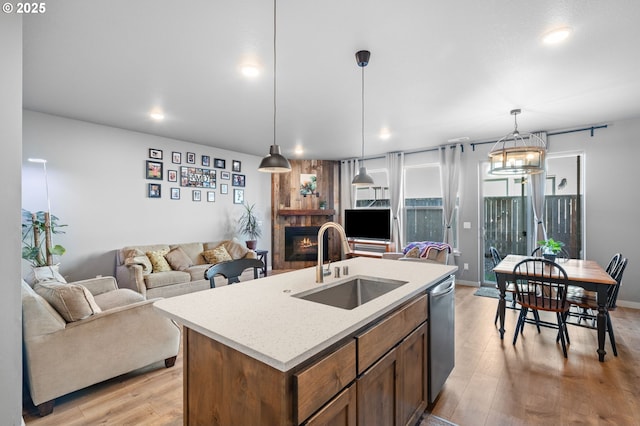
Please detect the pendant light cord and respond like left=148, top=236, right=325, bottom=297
left=361, top=63, right=365, bottom=160
left=273, top=0, right=277, bottom=147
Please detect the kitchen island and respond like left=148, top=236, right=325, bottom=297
left=154, top=256, right=457, bottom=425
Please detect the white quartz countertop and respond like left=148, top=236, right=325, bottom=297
left=153, top=257, right=457, bottom=372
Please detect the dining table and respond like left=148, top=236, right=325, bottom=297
left=493, top=254, right=617, bottom=362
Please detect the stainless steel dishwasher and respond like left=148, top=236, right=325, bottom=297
left=427, top=275, right=455, bottom=404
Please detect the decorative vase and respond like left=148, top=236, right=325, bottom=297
left=246, top=240, right=257, bottom=250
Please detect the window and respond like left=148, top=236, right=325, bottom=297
left=404, top=164, right=457, bottom=247
left=354, top=169, right=390, bottom=208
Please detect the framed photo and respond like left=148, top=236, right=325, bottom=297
left=148, top=183, right=161, bottom=198
left=172, top=151, right=182, bottom=164
left=168, top=169, right=178, bottom=182
left=170, top=187, right=180, bottom=200
left=232, top=173, right=245, bottom=187
left=202, top=155, right=210, bottom=167
left=207, top=191, right=216, bottom=202
left=232, top=160, right=241, bottom=172
left=146, top=160, right=163, bottom=180
left=233, top=188, right=244, bottom=204
left=214, top=158, right=226, bottom=169
left=186, top=152, right=196, bottom=164
left=149, top=148, right=163, bottom=160
left=220, top=183, right=229, bottom=194
left=220, top=171, right=230, bottom=180
left=192, top=190, right=201, bottom=202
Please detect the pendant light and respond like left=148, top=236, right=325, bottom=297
left=352, top=50, right=375, bottom=186
left=488, top=109, right=546, bottom=175
left=258, top=0, right=291, bottom=173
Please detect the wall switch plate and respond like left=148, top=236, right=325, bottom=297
left=463, top=263, right=469, bottom=270
left=463, top=222, right=471, bottom=229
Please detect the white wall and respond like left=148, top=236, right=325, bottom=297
left=22, top=111, right=272, bottom=282
left=0, top=12, right=24, bottom=425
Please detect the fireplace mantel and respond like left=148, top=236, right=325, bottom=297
left=277, top=209, right=336, bottom=216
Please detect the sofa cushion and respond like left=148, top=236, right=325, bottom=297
left=202, top=246, right=233, bottom=264
left=144, top=270, right=191, bottom=289
left=221, top=239, right=250, bottom=260
left=165, top=246, right=193, bottom=271
left=34, top=281, right=102, bottom=322
left=173, top=242, right=206, bottom=265
left=146, top=249, right=171, bottom=273
left=185, top=264, right=213, bottom=282
left=93, top=288, right=145, bottom=310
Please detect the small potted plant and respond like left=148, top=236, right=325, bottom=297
left=319, top=200, right=327, bottom=210
left=537, top=238, right=564, bottom=262
left=21, top=209, right=67, bottom=267
left=237, top=202, right=262, bottom=250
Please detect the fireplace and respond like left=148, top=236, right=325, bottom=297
left=285, top=226, right=328, bottom=262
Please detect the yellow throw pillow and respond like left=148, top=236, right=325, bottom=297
left=146, top=249, right=171, bottom=273
left=202, top=245, right=233, bottom=264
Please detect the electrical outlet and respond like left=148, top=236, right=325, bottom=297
left=463, top=263, right=469, bottom=270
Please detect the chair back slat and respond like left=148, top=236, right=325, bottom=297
left=490, top=247, right=502, bottom=268
left=512, top=258, right=569, bottom=312
left=605, top=253, right=622, bottom=275
left=608, top=257, right=628, bottom=309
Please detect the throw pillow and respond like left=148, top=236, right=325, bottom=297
left=34, top=281, right=102, bottom=322
left=146, top=249, right=171, bottom=273
left=26, top=264, right=67, bottom=285
left=202, top=245, right=233, bottom=264
left=165, top=246, right=193, bottom=271
left=222, top=239, right=250, bottom=260
left=123, top=248, right=153, bottom=274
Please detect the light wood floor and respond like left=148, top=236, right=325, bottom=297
left=23, top=285, right=640, bottom=425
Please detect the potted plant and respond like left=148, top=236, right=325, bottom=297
left=22, top=209, right=67, bottom=267
left=237, top=202, right=262, bottom=250
left=537, top=238, right=564, bottom=262
left=319, top=200, right=327, bottom=210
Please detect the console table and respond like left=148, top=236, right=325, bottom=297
left=255, top=249, right=268, bottom=276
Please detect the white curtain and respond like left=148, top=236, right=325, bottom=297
left=386, top=152, right=404, bottom=251
left=439, top=144, right=462, bottom=248
left=529, top=131, right=548, bottom=246
left=340, top=159, right=359, bottom=217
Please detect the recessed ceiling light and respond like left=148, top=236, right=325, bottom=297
left=379, top=128, right=391, bottom=140
left=149, top=110, right=165, bottom=121
left=294, top=145, right=304, bottom=155
left=542, top=27, right=571, bottom=44
left=241, top=65, right=261, bottom=78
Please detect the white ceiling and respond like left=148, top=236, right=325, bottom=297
left=22, top=0, right=640, bottom=161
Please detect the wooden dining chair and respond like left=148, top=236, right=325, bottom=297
left=566, top=257, right=628, bottom=356
left=511, top=258, right=571, bottom=357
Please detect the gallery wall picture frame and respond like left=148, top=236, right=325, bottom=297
left=192, top=190, right=201, bottom=202
left=149, top=148, right=163, bottom=160
left=168, top=169, right=178, bottom=182
left=172, top=151, right=182, bottom=164
left=207, top=191, right=216, bottom=202
left=180, top=166, right=216, bottom=188
left=232, top=160, right=241, bottom=172
left=220, top=183, right=228, bottom=194
left=233, top=188, right=244, bottom=204
left=148, top=183, right=161, bottom=198
left=202, top=155, right=210, bottom=167
left=186, top=152, right=196, bottom=164
left=220, top=171, right=230, bottom=180
left=214, top=158, right=226, bottom=169
left=146, top=160, right=163, bottom=180
left=232, top=173, right=245, bottom=187
left=170, top=187, right=180, bottom=200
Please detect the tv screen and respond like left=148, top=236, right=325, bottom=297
left=344, top=209, right=391, bottom=241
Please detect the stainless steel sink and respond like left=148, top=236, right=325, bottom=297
left=293, top=276, right=408, bottom=310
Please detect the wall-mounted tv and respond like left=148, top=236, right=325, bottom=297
left=344, top=208, right=391, bottom=241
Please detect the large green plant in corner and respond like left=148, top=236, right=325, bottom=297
left=237, top=202, right=262, bottom=250
left=21, top=208, right=67, bottom=267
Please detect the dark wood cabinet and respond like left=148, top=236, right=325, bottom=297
left=357, top=347, right=401, bottom=426
left=304, top=383, right=357, bottom=426
left=398, top=323, right=429, bottom=426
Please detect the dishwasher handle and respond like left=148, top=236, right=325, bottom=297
left=430, top=277, right=455, bottom=297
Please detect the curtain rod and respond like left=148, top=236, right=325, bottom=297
left=341, top=143, right=462, bottom=163
left=469, top=124, right=608, bottom=151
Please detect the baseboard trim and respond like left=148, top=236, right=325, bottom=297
left=616, top=299, right=640, bottom=310
left=455, top=279, right=480, bottom=287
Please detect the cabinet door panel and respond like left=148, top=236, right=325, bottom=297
left=304, top=383, right=356, bottom=426
left=357, top=348, right=400, bottom=426
left=398, top=322, right=428, bottom=426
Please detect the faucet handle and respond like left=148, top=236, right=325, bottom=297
left=323, top=260, right=332, bottom=276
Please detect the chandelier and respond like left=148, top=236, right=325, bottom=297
left=488, top=109, right=546, bottom=175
